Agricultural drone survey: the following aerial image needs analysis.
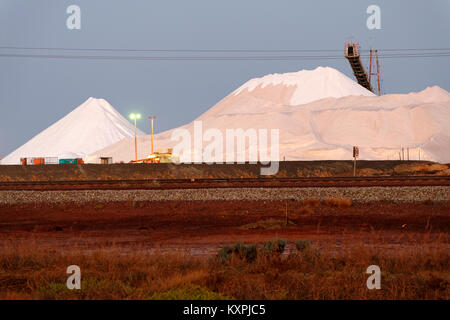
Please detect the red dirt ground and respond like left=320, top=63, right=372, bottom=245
left=0, top=201, right=448, bottom=255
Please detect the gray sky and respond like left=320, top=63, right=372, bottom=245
left=1, top=0, right=449, bottom=157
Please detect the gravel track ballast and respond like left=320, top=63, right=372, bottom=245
left=0, top=186, right=449, bottom=204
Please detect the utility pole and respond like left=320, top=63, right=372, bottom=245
left=149, top=116, right=156, bottom=154
left=369, top=49, right=381, bottom=96
left=375, top=50, right=381, bottom=95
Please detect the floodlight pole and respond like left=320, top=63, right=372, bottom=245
left=149, top=116, right=156, bottom=154
left=134, top=117, right=138, bottom=162
left=130, top=113, right=141, bottom=162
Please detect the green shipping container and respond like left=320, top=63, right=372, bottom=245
left=59, top=159, right=78, bottom=164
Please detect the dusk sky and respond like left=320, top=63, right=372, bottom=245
left=1, top=0, right=449, bottom=157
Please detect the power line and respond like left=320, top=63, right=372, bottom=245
left=0, top=52, right=449, bottom=61
left=1, top=46, right=449, bottom=62
left=0, top=46, right=344, bottom=53
left=378, top=48, right=450, bottom=51
left=0, top=46, right=450, bottom=53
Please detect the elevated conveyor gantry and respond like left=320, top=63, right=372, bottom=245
left=345, top=42, right=374, bottom=93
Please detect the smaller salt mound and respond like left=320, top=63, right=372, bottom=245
left=1, top=98, right=144, bottom=165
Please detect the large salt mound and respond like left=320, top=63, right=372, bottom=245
left=86, top=67, right=450, bottom=164
left=233, top=66, right=375, bottom=105
left=201, top=66, right=374, bottom=118
left=1, top=98, right=144, bottom=164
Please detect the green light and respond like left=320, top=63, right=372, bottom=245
left=129, top=113, right=135, bottom=120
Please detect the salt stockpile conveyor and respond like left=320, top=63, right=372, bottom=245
left=345, top=42, right=379, bottom=94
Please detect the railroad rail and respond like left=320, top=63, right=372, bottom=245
left=0, top=176, right=449, bottom=191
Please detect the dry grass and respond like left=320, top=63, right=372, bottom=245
left=324, top=198, right=352, bottom=208
left=0, top=239, right=448, bottom=300
left=302, top=199, right=321, bottom=207
left=297, top=206, right=314, bottom=215
left=393, top=163, right=449, bottom=175
left=239, top=219, right=295, bottom=230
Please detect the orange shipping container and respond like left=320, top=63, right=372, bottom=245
left=33, top=158, right=45, bottom=165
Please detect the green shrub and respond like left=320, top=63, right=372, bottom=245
left=261, top=239, right=286, bottom=255
left=217, top=243, right=239, bottom=263
left=217, top=242, right=258, bottom=263
left=37, top=282, right=74, bottom=299
left=37, top=278, right=136, bottom=299
left=297, top=244, right=322, bottom=261
left=149, top=285, right=233, bottom=300
left=295, top=240, right=312, bottom=252
left=244, top=244, right=258, bottom=262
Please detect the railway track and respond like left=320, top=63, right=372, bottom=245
left=0, top=176, right=449, bottom=191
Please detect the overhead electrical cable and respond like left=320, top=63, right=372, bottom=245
left=0, top=46, right=449, bottom=61
left=1, top=46, right=450, bottom=53
left=0, top=53, right=449, bottom=61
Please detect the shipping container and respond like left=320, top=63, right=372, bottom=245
left=33, top=158, right=45, bottom=165
left=59, top=158, right=78, bottom=164
left=100, top=157, right=112, bottom=164
left=59, top=158, right=84, bottom=165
